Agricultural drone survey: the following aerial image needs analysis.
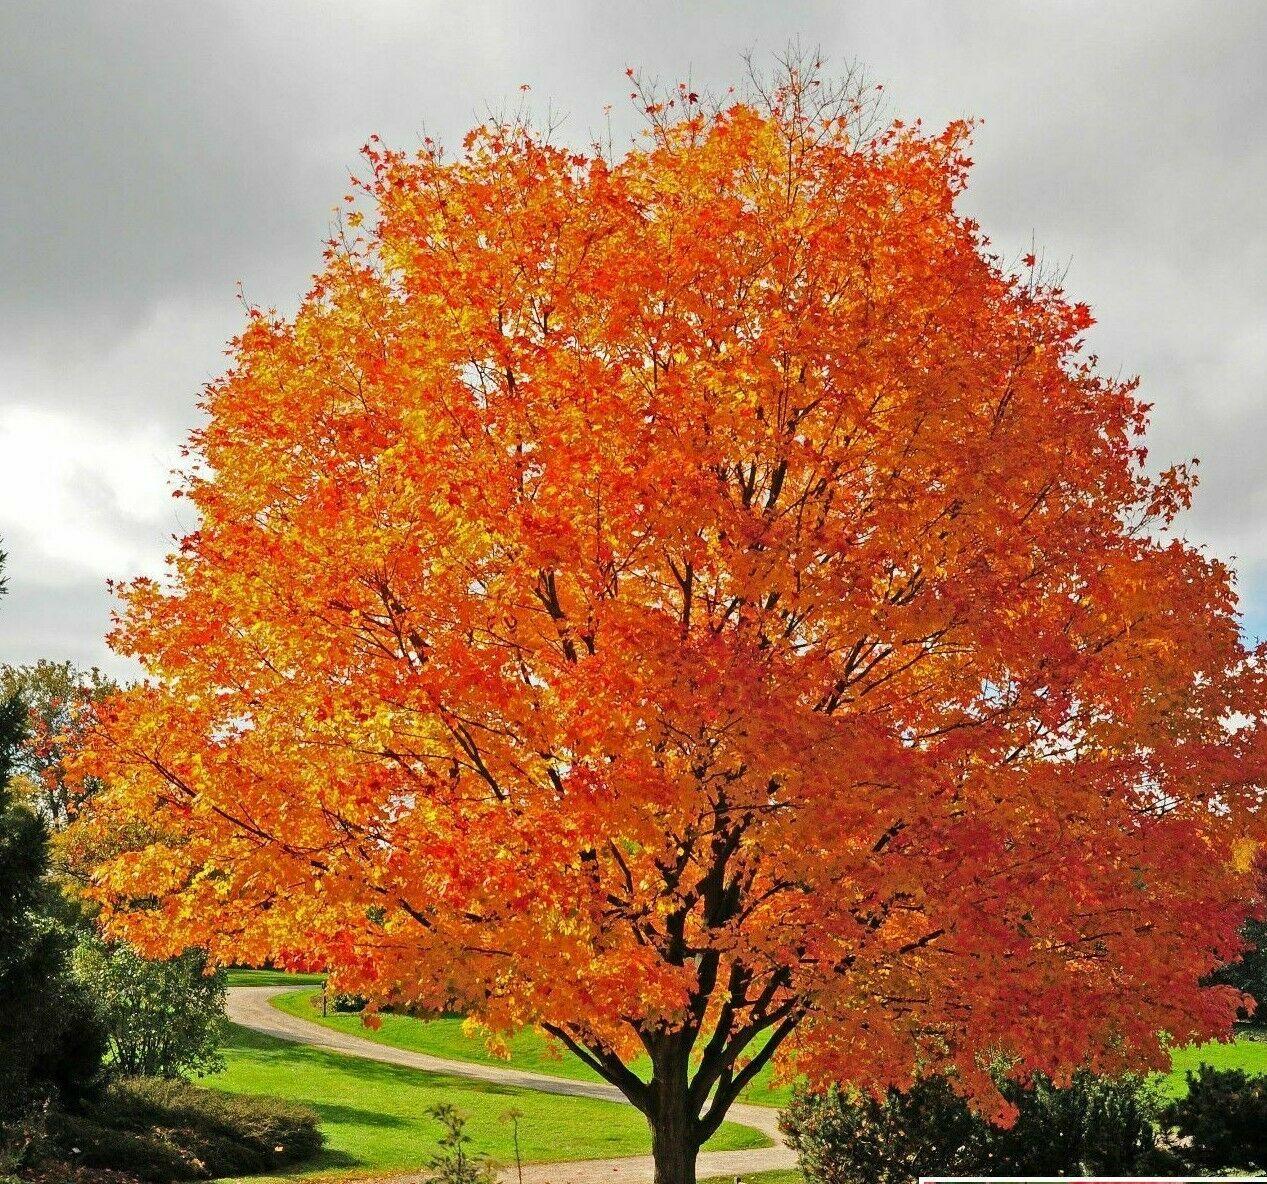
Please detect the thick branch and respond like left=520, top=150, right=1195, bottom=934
left=697, top=1009, right=800, bottom=1140
left=542, top=1023, right=652, bottom=1113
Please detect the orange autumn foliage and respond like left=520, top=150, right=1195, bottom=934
left=80, top=77, right=1267, bottom=1140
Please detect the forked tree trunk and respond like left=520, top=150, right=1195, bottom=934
left=542, top=1021, right=706, bottom=1184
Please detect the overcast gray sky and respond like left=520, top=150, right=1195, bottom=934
left=1, top=1, right=1264, bottom=678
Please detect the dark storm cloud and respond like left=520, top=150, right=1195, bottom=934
left=1, top=1, right=1264, bottom=675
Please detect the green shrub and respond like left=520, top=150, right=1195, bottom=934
left=52, top=1077, right=322, bottom=1181
left=781, top=1077, right=986, bottom=1184
left=1163, top=1064, right=1267, bottom=1170
left=110, top=1077, right=322, bottom=1165
left=72, top=938, right=226, bottom=1079
left=782, top=1070, right=1166, bottom=1184
left=994, top=1071, right=1165, bottom=1175
left=52, top=1114, right=196, bottom=1183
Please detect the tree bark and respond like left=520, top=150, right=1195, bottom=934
left=649, top=1102, right=701, bottom=1184
left=647, top=1036, right=703, bottom=1184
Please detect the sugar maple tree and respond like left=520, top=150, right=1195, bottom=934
left=78, top=68, right=1267, bottom=1183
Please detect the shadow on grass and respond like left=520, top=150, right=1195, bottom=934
left=307, top=1100, right=413, bottom=1130
left=278, top=1146, right=362, bottom=1175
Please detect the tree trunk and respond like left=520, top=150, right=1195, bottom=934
left=650, top=1106, right=701, bottom=1184
left=648, top=1061, right=702, bottom=1184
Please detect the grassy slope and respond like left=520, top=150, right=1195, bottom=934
left=203, top=1024, right=767, bottom=1179
left=271, top=988, right=795, bottom=1109
left=225, top=969, right=329, bottom=988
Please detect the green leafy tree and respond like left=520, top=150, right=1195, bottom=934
left=72, top=936, right=227, bottom=1079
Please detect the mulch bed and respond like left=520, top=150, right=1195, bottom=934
left=17, top=1161, right=143, bottom=1184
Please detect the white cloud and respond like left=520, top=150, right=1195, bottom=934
left=0, top=403, right=180, bottom=585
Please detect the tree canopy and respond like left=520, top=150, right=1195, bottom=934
left=76, top=68, right=1267, bottom=1183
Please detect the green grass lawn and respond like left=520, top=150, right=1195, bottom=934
left=1161, top=1029, right=1267, bottom=1097
left=225, top=968, right=329, bottom=988
left=271, top=988, right=795, bottom=1109
left=202, top=1023, right=767, bottom=1179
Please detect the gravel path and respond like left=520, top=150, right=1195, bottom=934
left=226, top=986, right=796, bottom=1184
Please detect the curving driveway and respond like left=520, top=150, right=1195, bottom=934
left=226, top=986, right=796, bottom=1184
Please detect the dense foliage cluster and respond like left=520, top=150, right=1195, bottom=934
left=0, top=553, right=295, bottom=1184
left=0, top=668, right=107, bottom=1124
left=1211, top=916, right=1267, bottom=1019
left=0, top=662, right=115, bottom=831
left=781, top=1072, right=1176, bottom=1184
